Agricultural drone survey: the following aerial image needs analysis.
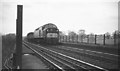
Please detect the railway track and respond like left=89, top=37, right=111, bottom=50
left=50, top=45, right=118, bottom=63
left=23, top=41, right=109, bottom=71
left=43, top=45, right=118, bottom=69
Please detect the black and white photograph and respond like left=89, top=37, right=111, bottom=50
left=0, top=0, right=119, bottom=71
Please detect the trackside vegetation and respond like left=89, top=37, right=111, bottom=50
left=2, top=33, right=16, bottom=69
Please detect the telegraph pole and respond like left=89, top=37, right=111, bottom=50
left=15, top=5, right=23, bottom=69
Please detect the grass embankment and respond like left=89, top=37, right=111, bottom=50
left=2, top=34, right=16, bottom=69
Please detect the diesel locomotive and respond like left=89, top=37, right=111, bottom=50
left=27, top=23, right=59, bottom=44
left=27, top=32, right=34, bottom=42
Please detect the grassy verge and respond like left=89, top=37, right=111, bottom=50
left=2, top=34, right=16, bottom=69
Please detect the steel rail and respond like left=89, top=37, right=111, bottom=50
left=23, top=41, right=88, bottom=70
left=59, top=46, right=118, bottom=57
left=23, top=42, right=65, bottom=71
left=40, top=50, right=76, bottom=69
left=54, top=46, right=118, bottom=61
left=24, top=41, right=109, bottom=71
left=24, top=41, right=89, bottom=70
left=41, top=49, right=88, bottom=70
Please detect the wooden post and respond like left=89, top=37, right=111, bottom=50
left=114, top=32, right=116, bottom=46
left=95, top=34, right=97, bottom=44
left=103, top=34, right=105, bottom=45
left=15, top=5, right=23, bottom=69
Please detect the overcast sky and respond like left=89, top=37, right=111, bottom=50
left=0, top=0, right=119, bottom=36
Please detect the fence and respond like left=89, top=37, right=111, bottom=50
left=59, top=34, right=118, bottom=46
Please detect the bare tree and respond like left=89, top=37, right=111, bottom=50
left=112, top=30, right=120, bottom=39
left=59, top=31, right=66, bottom=36
left=78, top=29, right=86, bottom=38
left=105, top=32, right=111, bottom=39
left=68, top=31, right=77, bottom=36
left=89, top=33, right=94, bottom=36
left=78, top=29, right=85, bottom=35
left=68, top=31, right=77, bottom=41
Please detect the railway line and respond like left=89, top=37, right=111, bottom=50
left=23, top=41, right=113, bottom=71
left=61, top=42, right=118, bottom=55
left=51, top=46, right=118, bottom=62
left=43, top=45, right=118, bottom=69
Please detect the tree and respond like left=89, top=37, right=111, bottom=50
left=89, top=33, right=94, bottom=36
left=68, top=31, right=77, bottom=41
left=105, top=32, right=111, bottom=39
left=78, top=29, right=86, bottom=38
left=68, top=31, right=77, bottom=36
left=78, top=29, right=85, bottom=35
left=112, top=30, right=120, bottom=39
left=59, top=31, right=66, bottom=36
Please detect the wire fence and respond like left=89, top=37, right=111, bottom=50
left=59, top=34, right=119, bottom=46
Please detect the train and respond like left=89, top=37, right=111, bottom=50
left=27, top=23, right=59, bottom=44
left=27, top=32, right=34, bottom=42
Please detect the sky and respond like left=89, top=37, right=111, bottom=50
left=0, top=0, right=119, bottom=36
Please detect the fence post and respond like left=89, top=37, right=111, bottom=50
left=103, top=34, right=105, bottom=45
left=95, top=34, right=97, bottom=44
left=114, top=32, right=116, bottom=46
